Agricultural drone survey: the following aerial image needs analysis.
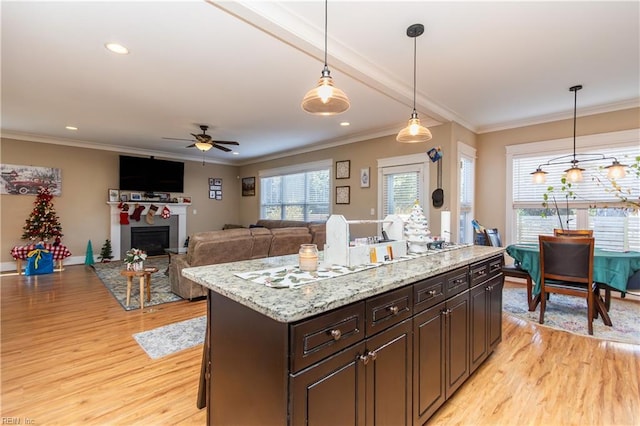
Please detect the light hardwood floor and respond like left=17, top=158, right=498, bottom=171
left=1, top=264, right=639, bottom=425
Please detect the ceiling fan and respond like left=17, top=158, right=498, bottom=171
left=163, top=125, right=239, bottom=152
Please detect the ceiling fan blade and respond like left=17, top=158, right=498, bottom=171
left=163, top=137, right=194, bottom=142
left=211, top=140, right=239, bottom=145
left=213, top=144, right=232, bottom=152
left=186, top=143, right=197, bottom=148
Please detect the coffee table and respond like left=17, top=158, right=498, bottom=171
left=120, top=267, right=159, bottom=309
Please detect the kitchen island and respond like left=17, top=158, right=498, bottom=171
left=183, top=244, right=505, bottom=425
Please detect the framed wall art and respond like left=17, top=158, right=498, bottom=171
left=335, top=160, right=350, bottom=179
left=242, top=177, right=255, bottom=196
left=360, top=167, right=370, bottom=188
left=130, top=192, right=142, bottom=201
left=336, top=186, right=350, bottom=204
left=108, top=189, right=119, bottom=202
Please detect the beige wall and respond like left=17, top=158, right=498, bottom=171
left=475, top=107, right=639, bottom=242
left=0, top=138, right=240, bottom=264
left=3, top=107, right=635, bottom=266
left=238, top=123, right=458, bottom=238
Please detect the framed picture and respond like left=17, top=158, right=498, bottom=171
left=336, top=160, right=350, bottom=179
left=158, top=192, right=170, bottom=202
left=214, top=178, right=222, bottom=186
left=242, top=177, right=256, bottom=196
left=183, top=196, right=192, bottom=203
left=108, top=189, right=119, bottom=202
left=360, top=167, right=370, bottom=188
left=120, top=193, right=128, bottom=202
left=336, top=186, right=350, bottom=204
left=209, top=190, right=216, bottom=199
left=130, top=192, right=142, bottom=201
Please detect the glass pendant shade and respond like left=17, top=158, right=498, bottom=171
left=302, top=68, right=350, bottom=115
left=195, top=142, right=213, bottom=152
left=605, top=160, right=627, bottom=179
left=565, top=165, right=585, bottom=183
left=396, top=112, right=432, bottom=143
left=531, top=167, right=548, bottom=184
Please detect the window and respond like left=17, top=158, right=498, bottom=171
left=259, top=160, right=331, bottom=221
left=377, top=154, right=429, bottom=225
left=506, top=129, right=639, bottom=251
left=458, top=143, right=476, bottom=244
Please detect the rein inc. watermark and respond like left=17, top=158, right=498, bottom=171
left=2, top=418, right=35, bottom=424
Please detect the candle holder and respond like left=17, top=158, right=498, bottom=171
left=298, top=244, right=319, bottom=272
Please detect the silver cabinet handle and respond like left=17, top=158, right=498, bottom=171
left=368, top=351, right=377, bottom=362
left=388, top=305, right=399, bottom=315
left=330, top=329, right=341, bottom=340
left=360, top=354, right=370, bottom=365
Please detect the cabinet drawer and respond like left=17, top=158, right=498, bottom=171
left=290, top=302, right=365, bottom=372
left=414, top=275, right=446, bottom=313
left=443, top=267, right=469, bottom=299
left=366, top=287, right=412, bottom=337
left=470, top=255, right=503, bottom=287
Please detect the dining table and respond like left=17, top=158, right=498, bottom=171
left=506, top=243, right=640, bottom=323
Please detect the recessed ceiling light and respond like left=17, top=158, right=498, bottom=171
left=340, top=122, right=350, bottom=126
left=65, top=126, right=78, bottom=130
left=105, top=43, right=129, bottom=55
left=232, top=152, right=239, bottom=155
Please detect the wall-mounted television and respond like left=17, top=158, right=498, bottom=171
left=119, top=155, right=184, bottom=193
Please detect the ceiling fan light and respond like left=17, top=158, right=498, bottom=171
left=531, top=167, right=548, bottom=184
left=605, top=160, right=627, bottom=179
left=195, top=142, right=212, bottom=152
left=396, top=114, right=432, bottom=143
left=565, top=166, right=585, bottom=183
left=302, top=73, right=350, bottom=116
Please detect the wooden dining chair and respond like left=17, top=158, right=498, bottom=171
left=484, top=228, right=536, bottom=311
left=539, top=235, right=597, bottom=335
left=553, top=228, right=593, bottom=237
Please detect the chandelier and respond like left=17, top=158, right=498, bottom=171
left=531, top=85, right=627, bottom=184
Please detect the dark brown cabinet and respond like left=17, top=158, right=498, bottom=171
left=203, top=254, right=503, bottom=426
left=469, top=257, right=504, bottom=373
left=413, top=287, right=470, bottom=425
left=291, top=306, right=413, bottom=425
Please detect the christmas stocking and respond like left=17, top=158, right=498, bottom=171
left=120, top=203, right=130, bottom=225
left=146, top=204, right=159, bottom=225
left=130, top=203, right=145, bottom=222
left=161, top=205, right=171, bottom=219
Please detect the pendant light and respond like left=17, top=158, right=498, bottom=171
left=301, top=0, right=350, bottom=115
left=531, top=85, right=627, bottom=183
left=396, top=23, right=432, bottom=143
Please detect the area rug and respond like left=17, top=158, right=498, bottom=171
left=503, top=287, right=640, bottom=345
left=92, top=257, right=182, bottom=311
left=133, top=316, right=206, bottom=359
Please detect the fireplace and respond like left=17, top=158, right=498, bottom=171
left=131, top=226, right=169, bottom=256
left=109, top=202, right=188, bottom=261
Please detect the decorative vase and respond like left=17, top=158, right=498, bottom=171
left=133, top=262, right=144, bottom=272
left=299, top=244, right=319, bottom=272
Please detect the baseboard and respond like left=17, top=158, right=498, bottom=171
left=1, top=255, right=95, bottom=273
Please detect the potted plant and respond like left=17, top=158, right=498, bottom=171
left=124, top=248, right=147, bottom=271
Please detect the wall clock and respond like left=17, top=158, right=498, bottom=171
left=336, top=160, right=350, bottom=179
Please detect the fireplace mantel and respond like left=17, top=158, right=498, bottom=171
left=108, top=202, right=190, bottom=261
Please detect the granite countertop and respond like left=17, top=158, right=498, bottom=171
left=182, top=245, right=504, bottom=323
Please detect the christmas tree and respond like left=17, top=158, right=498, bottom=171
left=98, top=239, right=114, bottom=262
left=21, top=187, right=63, bottom=241
left=404, top=201, right=431, bottom=254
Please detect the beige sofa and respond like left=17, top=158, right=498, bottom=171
left=254, top=219, right=326, bottom=249
left=169, top=226, right=313, bottom=300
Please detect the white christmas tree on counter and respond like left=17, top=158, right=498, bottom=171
left=404, top=201, right=431, bottom=253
